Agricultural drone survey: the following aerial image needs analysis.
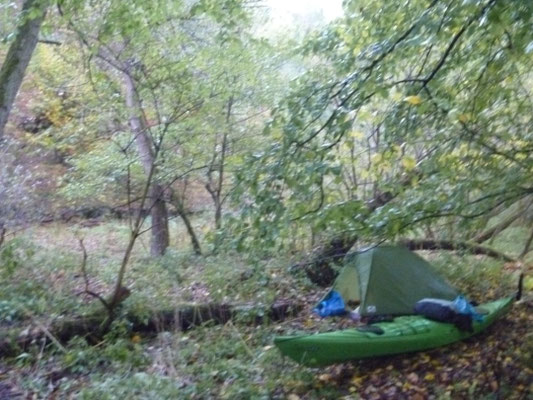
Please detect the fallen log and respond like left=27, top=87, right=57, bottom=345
left=0, top=301, right=302, bottom=358
left=398, top=239, right=515, bottom=262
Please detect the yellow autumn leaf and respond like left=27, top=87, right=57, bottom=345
left=404, top=95, right=422, bottom=105
left=424, top=372, right=436, bottom=381
left=419, top=353, right=431, bottom=363
left=350, top=376, right=364, bottom=386
left=401, top=156, right=416, bottom=171
left=131, top=334, right=141, bottom=344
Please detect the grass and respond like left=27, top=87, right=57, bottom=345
left=0, top=220, right=532, bottom=399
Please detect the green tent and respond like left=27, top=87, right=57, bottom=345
left=330, top=245, right=458, bottom=316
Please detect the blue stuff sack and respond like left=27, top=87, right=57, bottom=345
left=452, top=295, right=485, bottom=322
left=414, top=298, right=456, bottom=322
left=414, top=298, right=474, bottom=332
left=313, top=290, right=346, bottom=318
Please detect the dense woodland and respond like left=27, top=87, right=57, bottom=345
left=0, top=0, right=532, bottom=398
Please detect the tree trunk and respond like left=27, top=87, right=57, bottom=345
left=123, top=71, right=169, bottom=257
left=214, top=199, right=222, bottom=230
left=149, top=183, right=170, bottom=256
left=205, top=96, right=232, bottom=232
left=0, top=0, right=46, bottom=140
left=177, top=207, right=202, bottom=255
left=169, top=186, right=202, bottom=255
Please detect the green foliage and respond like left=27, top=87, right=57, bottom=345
left=0, top=234, right=87, bottom=321
left=232, top=0, right=533, bottom=251
left=0, top=299, right=22, bottom=322
left=0, top=238, right=25, bottom=277
left=0, top=1, right=19, bottom=40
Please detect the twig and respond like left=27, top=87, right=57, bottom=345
left=77, top=238, right=110, bottom=311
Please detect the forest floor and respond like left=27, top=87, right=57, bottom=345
left=0, top=220, right=532, bottom=399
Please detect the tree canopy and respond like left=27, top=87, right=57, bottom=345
left=232, top=0, right=533, bottom=253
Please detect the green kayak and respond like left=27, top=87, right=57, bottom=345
left=274, top=296, right=513, bottom=367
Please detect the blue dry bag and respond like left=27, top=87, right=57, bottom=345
left=452, top=295, right=485, bottom=322
left=313, top=290, right=346, bottom=318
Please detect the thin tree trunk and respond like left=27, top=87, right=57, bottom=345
left=123, top=71, right=169, bottom=257
left=214, top=199, right=222, bottom=230
left=177, top=207, right=202, bottom=255
left=169, top=186, right=202, bottom=255
left=0, top=0, right=46, bottom=140
left=149, top=183, right=169, bottom=256
left=519, top=227, right=533, bottom=259
left=205, top=96, right=232, bottom=231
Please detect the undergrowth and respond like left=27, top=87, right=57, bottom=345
left=0, top=221, right=531, bottom=399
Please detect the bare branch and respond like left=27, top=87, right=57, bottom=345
left=77, top=238, right=110, bottom=311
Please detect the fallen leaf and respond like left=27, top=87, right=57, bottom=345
left=407, top=372, right=419, bottom=384
left=351, top=376, right=364, bottom=386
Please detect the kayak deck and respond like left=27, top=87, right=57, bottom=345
left=274, top=297, right=513, bottom=367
